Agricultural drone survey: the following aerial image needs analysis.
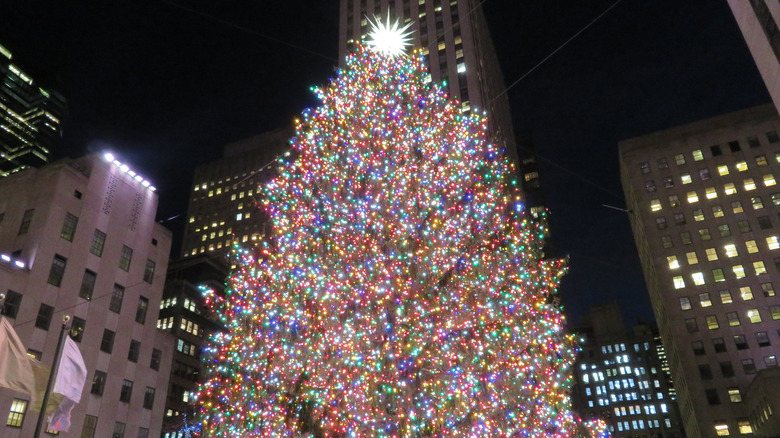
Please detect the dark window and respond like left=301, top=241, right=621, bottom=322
left=656, top=217, right=667, bottom=229
left=150, top=349, right=161, bottom=370
left=1, top=290, right=22, bottom=318
left=73, top=190, right=82, bottom=199
left=718, top=224, right=730, bottom=237
left=89, top=229, right=106, bottom=257
left=758, top=215, right=772, bottom=229
left=768, top=130, right=780, bottom=143
left=119, top=380, right=133, bottom=403
left=692, top=341, right=705, bottom=355
left=742, top=358, right=757, bottom=374
left=738, top=220, right=751, bottom=233
left=100, top=329, right=115, bottom=353
left=699, top=364, right=713, bottom=380
left=70, top=317, right=86, bottom=342
left=91, top=370, right=107, bottom=395
left=729, top=140, right=741, bottom=152
left=710, top=145, right=722, bottom=156
left=18, top=209, right=34, bottom=235
left=47, top=254, right=67, bottom=286
left=128, top=340, right=140, bottom=362
left=79, top=270, right=97, bottom=300
left=60, top=212, right=78, bottom=241
left=135, top=296, right=149, bottom=324
left=112, top=421, right=126, bottom=438
left=657, top=157, right=669, bottom=168
left=748, top=135, right=760, bottom=147
left=699, top=167, right=711, bottom=180
left=713, top=337, right=727, bottom=353
left=143, top=259, right=155, bottom=284
left=681, top=232, right=692, bottom=245
left=705, top=388, right=720, bottom=405
left=664, top=176, right=674, bottom=188
left=151, top=238, right=158, bottom=246
left=143, top=387, right=155, bottom=409
left=719, top=361, right=735, bottom=378
left=757, top=331, right=771, bottom=347
left=81, top=415, right=97, bottom=438
left=35, top=304, right=54, bottom=330
left=734, top=335, right=749, bottom=350
left=640, top=162, right=650, bottom=173
left=674, top=213, right=686, bottom=225
left=109, top=284, right=124, bottom=313
left=138, top=427, right=149, bottom=438
left=685, top=318, right=698, bottom=333
left=118, top=245, right=133, bottom=271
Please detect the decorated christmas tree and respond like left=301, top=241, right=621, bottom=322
left=197, top=19, right=607, bottom=438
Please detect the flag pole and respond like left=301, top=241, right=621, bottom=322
left=33, top=315, right=70, bottom=438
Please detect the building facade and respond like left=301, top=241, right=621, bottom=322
left=728, top=1, right=780, bottom=115
left=338, top=0, right=518, bottom=164
left=572, top=303, right=686, bottom=438
left=180, top=128, right=291, bottom=260
left=0, top=42, right=67, bottom=177
left=0, top=153, right=173, bottom=437
left=619, top=104, right=780, bottom=437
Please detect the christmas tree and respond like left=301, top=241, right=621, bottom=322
left=197, top=20, right=607, bottom=438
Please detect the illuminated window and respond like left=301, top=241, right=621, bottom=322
left=724, top=182, right=736, bottom=195
left=752, top=196, right=764, bottom=209
left=705, top=187, right=717, bottom=199
left=681, top=173, right=692, bottom=184
left=6, top=398, right=27, bottom=427
left=686, top=251, right=698, bottom=265
left=773, top=192, right=780, bottom=205
left=717, top=165, right=729, bottom=176
left=693, top=209, right=704, bottom=221
left=728, top=388, right=742, bottom=403
left=731, top=200, right=743, bottom=213
left=733, top=265, right=746, bottom=278
left=706, top=248, right=718, bottom=261
left=740, top=286, right=754, bottom=301
left=768, top=236, right=780, bottom=250
left=744, top=178, right=756, bottom=191
left=771, top=305, right=780, bottom=320
left=675, top=153, right=686, bottom=165
left=754, top=261, right=767, bottom=275
left=667, top=255, right=680, bottom=269
left=724, top=244, right=738, bottom=258
left=711, top=205, right=724, bottom=218
left=692, top=149, right=704, bottom=161
left=727, top=312, right=740, bottom=326
left=746, top=240, right=758, bottom=253
left=762, top=282, right=775, bottom=297
left=747, top=309, right=762, bottom=323
left=705, top=315, right=719, bottom=329
left=713, top=268, right=726, bottom=282
left=650, top=199, right=662, bottom=212
left=687, top=191, right=698, bottom=204
left=720, top=289, right=733, bottom=303
left=765, top=174, right=776, bottom=186
left=736, top=161, right=748, bottom=171
left=673, top=276, right=685, bottom=289
left=692, top=272, right=705, bottom=285
left=767, top=355, right=779, bottom=366
left=679, top=297, right=691, bottom=310
left=737, top=420, right=752, bottom=434
left=699, top=293, right=712, bottom=307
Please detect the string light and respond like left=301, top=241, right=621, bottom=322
left=197, top=43, right=608, bottom=438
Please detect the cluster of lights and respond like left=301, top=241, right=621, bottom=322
left=102, top=152, right=156, bottom=191
left=0, top=253, right=25, bottom=269
left=197, top=41, right=606, bottom=438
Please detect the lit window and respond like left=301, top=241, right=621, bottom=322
left=746, top=240, right=758, bottom=253
left=6, top=398, right=27, bottom=427
left=738, top=420, right=752, bottom=434
left=705, top=187, right=717, bottom=199
left=724, top=183, right=736, bottom=195
left=724, top=244, right=738, bottom=257
left=667, top=255, right=680, bottom=269
left=675, top=153, right=686, bottom=165
left=754, top=261, right=767, bottom=275
left=687, top=191, right=699, bottom=203
left=681, top=173, right=692, bottom=184
left=717, top=165, right=729, bottom=176
left=773, top=192, right=780, bottom=205
left=762, top=282, right=776, bottom=297
left=706, top=248, right=718, bottom=261
left=733, top=265, right=745, bottom=278
left=686, top=252, right=698, bottom=265
left=731, top=200, right=743, bottom=213
left=692, top=149, right=704, bottom=161
left=712, top=268, right=725, bottom=282
left=740, top=286, right=754, bottom=301
left=744, top=178, right=756, bottom=191
left=727, top=312, right=740, bottom=327
left=768, top=236, right=780, bottom=250
left=736, top=161, right=748, bottom=171
left=747, top=309, right=762, bottom=323
left=712, top=205, right=724, bottom=217
left=673, top=276, right=685, bottom=289
left=705, top=315, right=719, bottom=330
left=752, top=196, right=764, bottom=209
left=693, top=209, right=704, bottom=221
left=720, top=289, right=733, bottom=303
left=728, top=388, right=742, bottom=402
left=699, top=293, right=712, bottom=307
left=679, top=297, right=691, bottom=310
left=692, top=272, right=705, bottom=285
left=765, top=174, right=776, bottom=186
left=650, top=199, right=662, bottom=212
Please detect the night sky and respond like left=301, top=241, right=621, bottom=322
left=0, top=0, right=771, bottom=324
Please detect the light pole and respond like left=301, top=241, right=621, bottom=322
left=33, top=314, right=71, bottom=438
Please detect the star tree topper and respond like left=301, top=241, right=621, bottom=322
left=366, top=14, right=414, bottom=57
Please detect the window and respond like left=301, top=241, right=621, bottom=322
left=1, top=290, right=22, bottom=318
left=650, top=199, right=662, bottom=212
left=661, top=235, right=673, bottom=248
left=733, top=264, right=745, bottom=278
left=700, top=168, right=711, bottom=180
left=681, top=173, right=692, bottom=184
left=752, top=196, right=764, bottom=209
left=136, top=296, right=149, bottom=324
left=754, top=261, right=767, bottom=275
left=738, top=419, right=753, bottom=435
left=705, top=187, right=718, bottom=199
left=742, top=358, right=756, bottom=374
left=699, top=293, right=712, bottom=307
left=706, top=248, right=719, bottom=261
left=667, top=255, right=680, bottom=269
left=756, top=331, right=771, bottom=347
left=699, top=228, right=711, bottom=240
left=718, top=165, right=730, bottom=175
left=765, top=173, right=776, bottom=186
left=120, top=380, right=133, bottom=403
left=692, top=340, right=705, bottom=355
left=738, top=220, right=751, bottom=232
left=763, top=282, right=776, bottom=297
left=18, top=209, right=34, bottom=235
left=736, top=160, right=749, bottom=171
left=745, top=178, right=757, bottom=191
left=143, top=387, right=155, bottom=409
left=128, top=340, right=140, bottom=362
left=118, top=245, right=133, bottom=271
left=749, top=136, right=761, bottom=147
left=712, top=268, right=725, bottom=282
left=731, top=200, right=743, bottom=213
left=705, top=315, right=719, bottom=330
left=70, top=317, right=86, bottom=342
left=747, top=309, right=762, bottom=323
left=718, top=224, right=730, bottom=237
left=766, top=355, right=778, bottom=367
left=699, top=364, right=713, bottom=380
left=91, top=370, right=107, bottom=395
left=668, top=195, right=680, bottom=207
left=100, top=329, right=115, bottom=353
left=640, top=162, right=650, bottom=174
left=657, top=157, right=669, bottom=168
left=713, top=337, right=727, bottom=353
left=109, top=284, right=124, bottom=313
left=138, top=428, right=149, bottom=438
left=692, top=149, right=704, bottom=161
left=679, top=297, right=691, bottom=310
left=714, top=422, right=729, bottom=436
left=724, top=182, right=736, bottom=195
left=706, top=388, right=720, bottom=405
left=60, top=213, right=78, bottom=241
left=113, top=421, right=126, bottom=438
left=720, top=361, right=734, bottom=377
left=720, top=289, right=733, bottom=303
left=712, top=205, right=724, bottom=218
left=150, top=348, right=161, bottom=370
left=686, top=251, right=698, bottom=265
left=6, top=398, right=27, bottom=427
left=673, top=276, right=685, bottom=289
left=663, top=176, right=674, bottom=188
left=685, top=318, right=698, bottom=333
left=734, top=335, right=749, bottom=350
left=675, top=153, right=685, bottom=165
left=674, top=212, right=686, bottom=225
left=687, top=191, right=699, bottom=203
left=81, top=415, right=97, bottom=438
left=681, top=231, right=692, bottom=245
left=773, top=192, right=780, bottom=205
left=727, top=312, right=741, bottom=326
left=724, top=244, right=738, bottom=257
left=47, top=254, right=67, bottom=286
left=740, top=286, right=754, bottom=301
left=693, top=209, right=704, bottom=221
left=758, top=215, right=772, bottom=229
left=35, top=304, right=54, bottom=330
left=143, top=259, right=156, bottom=284
left=746, top=240, right=759, bottom=253
left=656, top=217, right=668, bottom=229
left=90, top=229, right=106, bottom=256
left=729, top=140, right=741, bottom=152
left=79, top=270, right=97, bottom=300
left=768, top=130, right=780, bottom=143
left=727, top=387, right=742, bottom=403
left=711, top=145, right=722, bottom=156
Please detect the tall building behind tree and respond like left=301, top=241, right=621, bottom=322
left=620, top=104, right=780, bottom=438
left=0, top=42, right=66, bottom=177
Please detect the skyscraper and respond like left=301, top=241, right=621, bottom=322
left=0, top=42, right=66, bottom=177
left=339, top=0, right=517, bottom=163
left=727, top=1, right=780, bottom=115
left=619, top=104, right=780, bottom=438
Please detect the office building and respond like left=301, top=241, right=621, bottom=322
left=619, top=104, right=780, bottom=437
left=0, top=153, right=173, bottom=437
left=572, top=303, right=685, bottom=437
left=0, top=42, right=67, bottom=177
left=180, top=128, right=291, bottom=259
left=339, top=0, right=518, bottom=164
left=728, top=1, right=780, bottom=115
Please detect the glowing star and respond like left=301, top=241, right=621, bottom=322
left=366, top=15, right=413, bottom=57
